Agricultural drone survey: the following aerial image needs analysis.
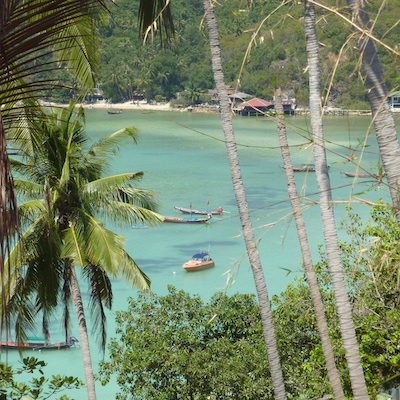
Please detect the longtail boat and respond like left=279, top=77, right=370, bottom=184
left=163, top=215, right=211, bottom=223
left=174, top=206, right=223, bottom=215
left=1, top=336, right=77, bottom=350
left=340, top=171, right=381, bottom=179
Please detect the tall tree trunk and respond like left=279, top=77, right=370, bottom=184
left=0, top=116, right=19, bottom=340
left=70, top=266, right=97, bottom=400
left=304, top=2, right=369, bottom=399
left=275, top=89, right=345, bottom=400
left=203, top=1, right=287, bottom=399
left=347, top=0, right=400, bottom=226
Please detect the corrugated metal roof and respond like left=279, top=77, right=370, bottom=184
left=240, top=98, right=273, bottom=107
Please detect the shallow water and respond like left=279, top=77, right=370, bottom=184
left=2, top=110, right=398, bottom=399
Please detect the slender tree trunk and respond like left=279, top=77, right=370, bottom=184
left=70, top=266, right=97, bottom=400
left=0, top=116, right=19, bottom=341
left=347, top=0, right=400, bottom=226
left=203, top=1, right=287, bottom=399
left=275, top=89, right=345, bottom=400
left=304, top=2, right=369, bottom=399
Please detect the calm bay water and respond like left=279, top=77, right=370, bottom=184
left=3, top=109, right=398, bottom=399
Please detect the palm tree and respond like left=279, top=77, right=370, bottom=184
left=4, top=102, right=163, bottom=400
left=304, top=2, right=369, bottom=398
left=346, top=0, right=400, bottom=227
left=0, top=0, right=109, bottom=342
left=201, top=1, right=287, bottom=398
left=137, top=1, right=287, bottom=397
left=274, top=89, right=345, bottom=400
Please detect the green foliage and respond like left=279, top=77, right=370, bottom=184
left=0, top=357, right=83, bottom=400
left=100, top=203, right=400, bottom=399
left=98, top=287, right=273, bottom=400
left=92, top=0, right=400, bottom=106
left=5, top=102, right=162, bottom=347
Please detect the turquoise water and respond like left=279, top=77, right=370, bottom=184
left=3, top=110, right=398, bottom=399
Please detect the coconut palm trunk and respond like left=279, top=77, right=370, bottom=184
left=304, top=2, right=369, bottom=398
left=70, top=265, right=96, bottom=400
left=202, top=1, right=286, bottom=398
left=346, top=0, right=400, bottom=226
left=275, top=89, right=345, bottom=400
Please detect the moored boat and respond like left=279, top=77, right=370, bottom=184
left=174, top=206, right=223, bottom=215
left=340, top=171, right=381, bottom=178
left=182, top=252, right=214, bottom=271
left=280, top=163, right=330, bottom=172
left=1, top=337, right=76, bottom=350
left=164, top=215, right=211, bottom=223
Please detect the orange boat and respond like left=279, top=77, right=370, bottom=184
left=182, top=252, right=215, bottom=271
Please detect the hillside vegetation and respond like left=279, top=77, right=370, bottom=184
left=98, top=0, right=399, bottom=108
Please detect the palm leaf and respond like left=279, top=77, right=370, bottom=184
left=116, top=187, right=160, bottom=210
left=81, top=172, right=144, bottom=198
left=6, top=214, right=48, bottom=271
left=0, top=0, right=109, bottom=109
left=119, top=252, right=151, bottom=290
left=138, top=0, right=174, bottom=44
left=13, top=179, right=44, bottom=199
left=97, top=200, right=163, bottom=227
left=61, top=220, right=88, bottom=267
left=86, top=127, right=139, bottom=167
left=83, top=264, right=112, bottom=351
left=56, top=18, right=101, bottom=93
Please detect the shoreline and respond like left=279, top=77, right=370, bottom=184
left=39, top=99, right=221, bottom=114
left=41, top=100, right=400, bottom=116
left=79, top=100, right=176, bottom=112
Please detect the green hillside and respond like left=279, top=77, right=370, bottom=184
left=86, top=0, right=400, bottom=108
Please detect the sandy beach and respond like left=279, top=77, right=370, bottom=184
left=75, top=100, right=222, bottom=114
left=79, top=100, right=175, bottom=112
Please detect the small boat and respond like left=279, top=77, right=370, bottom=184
left=164, top=215, right=211, bottom=223
left=182, top=252, right=214, bottom=271
left=174, top=206, right=223, bottom=215
left=1, top=337, right=76, bottom=350
left=280, top=163, right=330, bottom=172
left=107, top=109, right=122, bottom=114
left=340, top=171, right=381, bottom=179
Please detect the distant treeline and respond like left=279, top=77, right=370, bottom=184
left=54, top=0, right=400, bottom=108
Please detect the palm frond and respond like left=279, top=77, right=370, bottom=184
left=5, top=101, right=47, bottom=157
left=81, top=172, right=144, bottom=199
left=83, top=264, right=112, bottom=351
left=13, top=179, right=44, bottom=199
left=5, top=214, right=49, bottom=272
left=0, top=0, right=109, bottom=107
left=61, top=220, right=88, bottom=267
left=116, top=187, right=160, bottom=210
left=97, top=200, right=163, bottom=227
left=119, top=252, right=151, bottom=290
left=138, top=0, right=174, bottom=44
left=17, top=199, right=47, bottom=227
left=86, top=127, right=139, bottom=167
left=7, top=294, right=37, bottom=348
left=55, top=17, right=102, bottom=94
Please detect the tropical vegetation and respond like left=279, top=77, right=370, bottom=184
left=89, top=0, right=400, bottom=108
left=1, top=0, right=399, bottom=399
left=0, top=357, right=83, bottom=400
left=4, top=102, right=162, bottom=400
left=99, top=203, right=400, bottom=399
